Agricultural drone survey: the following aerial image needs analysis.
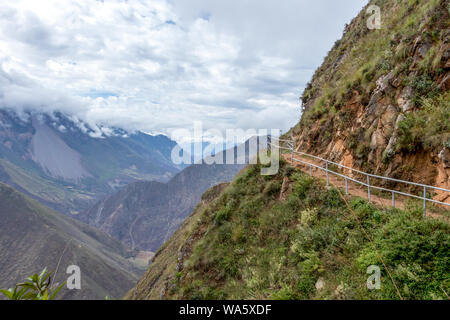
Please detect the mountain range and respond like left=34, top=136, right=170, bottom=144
left=0, top=109, right=182, bottom=214
left=126, top=0, right=450, bottom=301
left=0, top=182, right=142, bottom=300
left=2, top=0, right=448, bottom=302
left=78, top=136, right=267, bottom=252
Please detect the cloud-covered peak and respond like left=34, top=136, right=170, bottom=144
left=0, top=0, right=368, bottom=137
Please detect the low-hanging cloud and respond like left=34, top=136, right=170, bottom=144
left=0, top=0, right=368, bottom=138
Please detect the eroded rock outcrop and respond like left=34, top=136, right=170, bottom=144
left=292, top=0, right=449, bottom=201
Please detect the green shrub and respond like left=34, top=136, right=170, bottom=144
left=215, top=199, right=236, bottom=225
left=292, top=174, right=315, bottom=199
left=321, top=187, right=346, bottom=209
left=409, top=74, right=440, bottom=105
left=270, top=285, right=297, bottom=300
left=171, top=158, right=449, bottom=300
left=1, top=268, right=65, bottom=300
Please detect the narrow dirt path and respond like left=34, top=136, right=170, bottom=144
left=283, top=153, right=448, bottom=220
left=129, top=216, right=139, bottom=251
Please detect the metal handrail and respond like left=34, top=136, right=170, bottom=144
left=269, top=138, right=450, bottom=216
left=293, top=149, right=450, bottom=193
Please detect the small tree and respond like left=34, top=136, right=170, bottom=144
left=1, top=268, right=65, bottom=300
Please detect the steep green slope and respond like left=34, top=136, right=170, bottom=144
left=126, top=0, right=450, bottom=300
left=126, top=160, right=449, bottom=300
left=0, top=110, right=181, bottom=214
left=0, top=158, right=96, bottom=214
left=0, top=183, right=142, bottom=300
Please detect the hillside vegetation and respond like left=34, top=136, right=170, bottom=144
left=126, top=0, right=450, bottom=301
left=80, top=137, right=267, bottom=252
left=126, top=160, right=449, bottom=300
left=0, top=110, right=181, bottom=214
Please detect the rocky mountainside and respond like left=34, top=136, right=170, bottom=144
left=0, top=183, right=143, bottom=300
left=79, top=137, right=267, bottom=252
left=0, top=109, right=182, bottom=214
left=289, top=0, right=449, bottom=202
left=126, top=161, right=449, bottom=300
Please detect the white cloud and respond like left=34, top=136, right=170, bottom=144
left=0, top=0, right=368, bottom=139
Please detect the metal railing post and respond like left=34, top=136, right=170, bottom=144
left=289, top=139, right=295, bottom=166
left=290, top=144, right=294, bottom=165
left=284, top=142, right=450, bottom=212
left=345, top=177, right=348, bottom=195
left=423, top=186, right=427, bottom=217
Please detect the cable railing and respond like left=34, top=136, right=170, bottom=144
left=268, top=137, right=450, bottom=216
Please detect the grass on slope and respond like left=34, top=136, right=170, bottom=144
left=148, top=159, right=449, bottom=300
left=296, top=0, right=449, bottom=158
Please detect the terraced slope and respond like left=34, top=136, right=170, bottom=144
left=126, top=161, right=449, bottom=300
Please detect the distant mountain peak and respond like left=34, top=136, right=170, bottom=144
left=0, top=107, right=182, bottom=214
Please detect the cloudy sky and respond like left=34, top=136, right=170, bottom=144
left=0, top=0, right=368, bottom=138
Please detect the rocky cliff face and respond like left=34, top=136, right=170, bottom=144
left=291, top=0, right=449, bottom=203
